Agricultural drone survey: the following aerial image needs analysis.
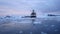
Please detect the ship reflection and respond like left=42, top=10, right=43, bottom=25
left=22, top=10, right=36, bottom=25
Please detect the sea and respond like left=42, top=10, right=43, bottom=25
left=0, top=16, right=60, bottom=34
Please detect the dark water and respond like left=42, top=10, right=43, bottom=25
left=0, top=17, right=60, bottom=34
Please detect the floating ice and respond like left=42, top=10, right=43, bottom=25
left=41, top=32, right=47, bottom=34
left=19, top=31, right=23, bottom=34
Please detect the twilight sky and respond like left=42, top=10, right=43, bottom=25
left=0, top=0, right=60, bottom=16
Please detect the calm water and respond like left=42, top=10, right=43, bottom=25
left=0, top=17, right=60, bottom=34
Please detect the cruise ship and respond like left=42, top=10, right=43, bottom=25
left=22, top=10, right=36, bottom=18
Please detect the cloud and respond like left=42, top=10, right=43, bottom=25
left=0, top=0, right=60, bottom=16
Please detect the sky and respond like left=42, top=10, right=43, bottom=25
left=0, top=0, right=60, bottom=16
